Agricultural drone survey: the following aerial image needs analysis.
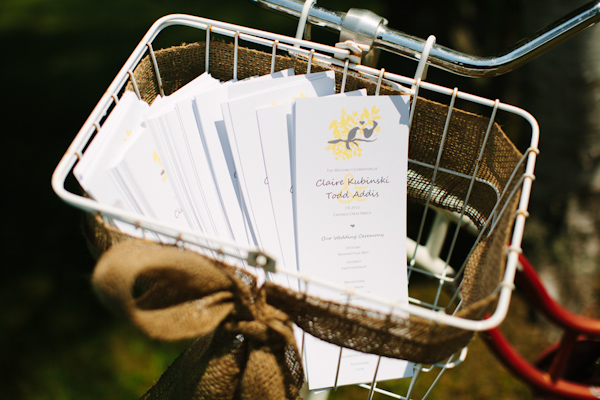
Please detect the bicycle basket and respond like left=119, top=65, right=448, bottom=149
left=52, top=14, right=539, bottom=400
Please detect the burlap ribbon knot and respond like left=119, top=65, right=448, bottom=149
left=92, top=239, right=304, bottom=400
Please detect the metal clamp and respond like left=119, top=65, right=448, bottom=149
left=334, top=40, right=370, bottom=64
left=339, top=8, right=388, bottom=66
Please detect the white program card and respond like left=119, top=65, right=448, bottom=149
left=167, top=72, right=221, bottom=100
left=190, top=70, right=296, bottom=278
left=255, top=90, right=368, bottom=286
left=75, top=91, right=148, bottom=186
left=74, top=91, right=149, bottom=237
left=225, top=68, right=295, bottom=99
left=193, top=82, right=251, bottom=246
left=255, top=103, right=297, bottom=280
left=175, top=98, right=236, bottom=239
left=109, top=129, right=192, bottom=235
left=143, top=71, right=292, bottom=246
left=147, top=74, right=220, bottom=121
left=293, top=95, right=413, bottom=390
left=221, top=71, right=336, bottom=286
left=147, top=110, right=209, bottom=234
left=148, top=71, right=240, bottom=239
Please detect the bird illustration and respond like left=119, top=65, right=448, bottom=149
left=328, top=124, right=377, bottom=149
left=362, top=120, right=378, bottom=138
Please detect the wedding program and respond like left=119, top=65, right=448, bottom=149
left=75, top=68, right=413, bottom=389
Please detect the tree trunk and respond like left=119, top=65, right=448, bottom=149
left=521, top=0, right=600, bottom=316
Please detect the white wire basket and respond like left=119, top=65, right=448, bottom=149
left=52, top=13, right=539, bottom=400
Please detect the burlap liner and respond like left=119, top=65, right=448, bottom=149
left=86, top=41, right=524, bottom=399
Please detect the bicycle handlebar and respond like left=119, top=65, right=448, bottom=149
left=250, top=0, right=600, bottom=77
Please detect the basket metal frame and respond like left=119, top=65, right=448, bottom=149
left=51, top=13, right=540, bottom=399
left=52, top=14, right=539, bottom=335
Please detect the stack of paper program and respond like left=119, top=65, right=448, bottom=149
left=75, top=68, right=413, bottom=390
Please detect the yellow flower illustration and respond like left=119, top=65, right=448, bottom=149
left=325, top=106, right=381, bottom=160
left=153, top=151, right=168, bottom=182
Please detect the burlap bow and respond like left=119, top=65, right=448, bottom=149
left=92, top=239, right=304, bottom=400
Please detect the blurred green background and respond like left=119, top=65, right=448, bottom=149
left=1, top=0, right=595, bottom=398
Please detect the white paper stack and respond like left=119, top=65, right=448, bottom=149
left=76, top=68, right=413, bottom=390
